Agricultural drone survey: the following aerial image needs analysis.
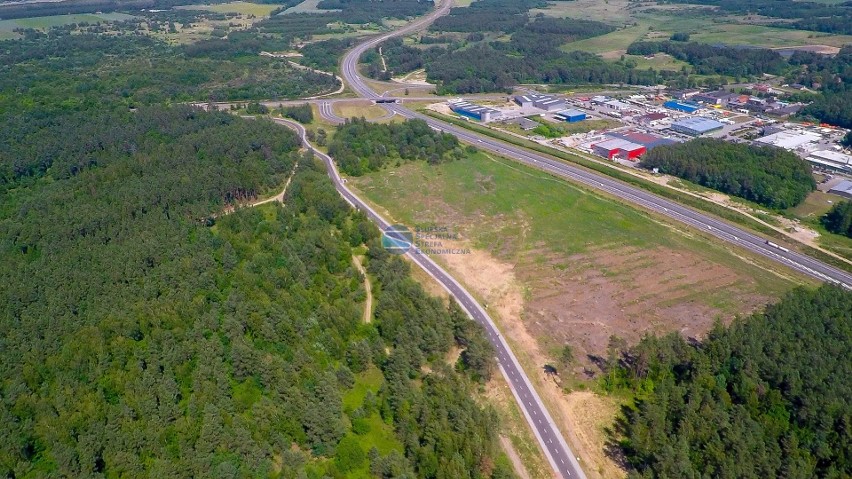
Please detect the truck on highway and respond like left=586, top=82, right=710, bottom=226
left=765, top=240, right=790, bottom=253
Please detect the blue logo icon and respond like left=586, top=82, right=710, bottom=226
left=382, top=224, right=413, bottom=254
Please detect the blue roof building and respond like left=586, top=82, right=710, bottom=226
left=664, top=100, right=701, bottom=113
left=449, top=100, right=499, bottom=122
left=555, top=109, right=587, bottom=123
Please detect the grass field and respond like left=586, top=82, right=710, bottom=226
left=623, top=53, right=691, bottom=72
left=0, top=12, right=134, bottom=38
left=332, top=102, right=392, bottom=120
left=283, top=0, right=336, bottom=14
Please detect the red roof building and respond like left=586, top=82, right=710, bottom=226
left=592, top=138, right=646, bottom=161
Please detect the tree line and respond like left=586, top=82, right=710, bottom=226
left=639, top=139, right=815, bottom=209
left=822, top=201, right=852, bottom=238
left=610, top=285, right=851, bottom=478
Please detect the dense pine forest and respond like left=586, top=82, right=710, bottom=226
left=0, top=105, right=511, bottom=477
left=328, top=118, right=466, bottom=176
left=639, top=139, right=816, bottom=209
left=612, top=285, right=852, bottom=478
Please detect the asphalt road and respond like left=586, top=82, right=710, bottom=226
left=276, top=117, right=587, bottom=479
left=337, top=4, right=852, bottom=290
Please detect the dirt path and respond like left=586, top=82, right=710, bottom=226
left=250, top=161, right=299, bottom=207
left=352, top=255, right=372, bottom=323
left=500, top=436, right=533, bottom=479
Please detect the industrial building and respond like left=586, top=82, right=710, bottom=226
left=670, top=117, right=724, bottom=136
left=555, top=109, right=587, bottom=123
left=829, top=180, right=852, bottom=199
left=663, top=100, right=701, bottom=113
left=449, top=100, right=499, bottom=122
left=755, top=130, right=821, bottom=150
left=503, top=117, right=539, bottom=131
left=513, top=93, right=566, bottom=111
left=806, top=149, right=852, bottom=174
left=592, top=138, right=646, bottom=161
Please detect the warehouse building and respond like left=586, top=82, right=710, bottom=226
left=449, top=100, right=499, bottom=122
left=670, top=117, right=724, bottom=136
left=513, top=93, right=566, bottom=111
left=637, top=112, right=668, bottom=128
left=592, top=138, right=646, bottom=161
left=755, top=130, right=821, bottom=151
left=806, top=150, right=852, bottom=174
left=555, top=109, right=587, bottom=123
left=664, top=100, right=701, bottom=113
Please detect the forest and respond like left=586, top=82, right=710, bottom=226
left=639, top=139, right=815, bottom=209
left=328, top=118, right=466, bottom=176
left=611, top=285, right=851, bottom=478
left=626, top=41, right=788, bottom=78
left=822, top=201, right=852, bottom=238
left=0, top=31, right=338, bottom=116
left=0, top=104, right=511, bottom=478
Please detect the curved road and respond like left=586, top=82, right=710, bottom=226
left=276, top=118, right=587, bottom=479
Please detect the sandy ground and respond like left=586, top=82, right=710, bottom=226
left=352, top=255, right=372, bottom=323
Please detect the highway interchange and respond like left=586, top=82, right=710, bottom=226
left=281, top=1, right=852, bottom=478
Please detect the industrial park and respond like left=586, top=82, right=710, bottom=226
left=436, top=87, right=852, bottom=179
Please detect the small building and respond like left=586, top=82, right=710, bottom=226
left=663, top=100, right=701, bottom=113
left=828, top=179, right=852, bottom=199
left=590, top=95, right=610, bottom=105
left=555, top=109, right=587, bottom=123
left=670, top=117, right=725, bottom=136
left=449, top=100, right=499, bottom=122
left=755, top=130, right=821, bottom=150
left=592, top=138, right=647, bottom=161
left=504, top=116, right=539, bottom=131
left=806, top=150, right=852, bottom=174
left=603, top=99, right=632, bottom=111
left=668, top=89, right=701, bottom=100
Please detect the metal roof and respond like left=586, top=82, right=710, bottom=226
left=671, top=117, right=724, bottom=132
left=594, top=138, right=645, bottom=151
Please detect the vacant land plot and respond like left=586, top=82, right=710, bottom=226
left=350, top=153, right=801, bottom=361
left=180, top=1, right=283, bottom=16
left=622, top=53, right=690, bottom=72
left=332, top=101, right=392, bottom=120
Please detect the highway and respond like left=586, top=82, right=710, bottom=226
left=338, top=3, right=852, bottom=290
left=289, top=1, right=852, bottom=478
left=276, top=117, right=588, bottom=479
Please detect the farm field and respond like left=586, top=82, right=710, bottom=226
left=282, top=0, right=336, bottom=14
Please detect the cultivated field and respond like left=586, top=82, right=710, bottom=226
left=0, top=12, right=134, bottom=39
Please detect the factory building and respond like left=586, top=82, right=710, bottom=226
left=592, top=138, right=646, bottom=161
left=663, top=100, right=701, bottom=113
left=755, top=130, right=821, bottom=151
left=555, top=109, right=587, bottom=123
left=513, top=93, right=566, bottom=111
left=670, top=117, right=724, bottom=136
left=449, top=100, right=499, bottom=122
left=806, top=150, right=852, bottom=174
left=637, top=112, right=668, bottom=128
